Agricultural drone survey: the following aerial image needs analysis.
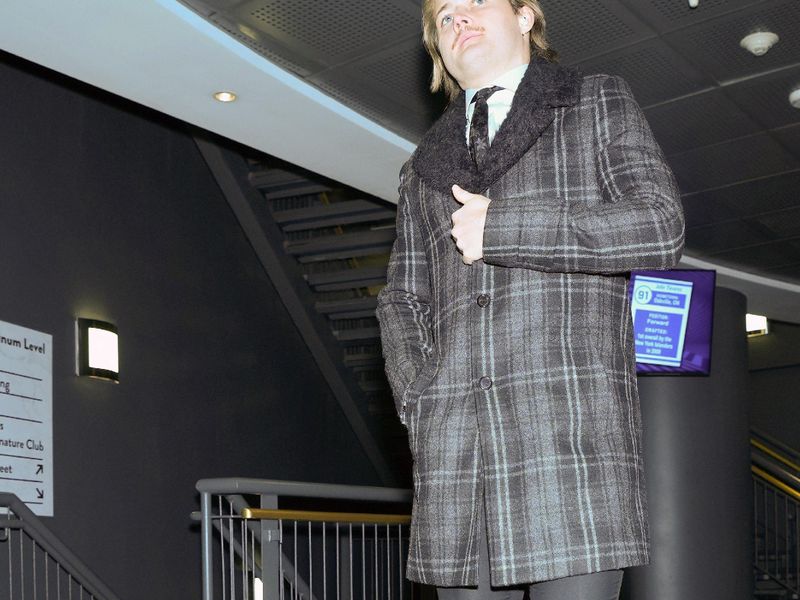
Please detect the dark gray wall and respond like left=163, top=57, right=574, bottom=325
left=749, top=320, right=800, bottom=371
left=0, top=52, right=381, bottom=599
left=749, top=321, right=800, bottom=451
left=750, top=364, right=800, bottom=451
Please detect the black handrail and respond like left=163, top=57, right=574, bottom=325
left=752, top=427, right=800, bottom=464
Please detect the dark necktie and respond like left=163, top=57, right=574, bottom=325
left=469, top=85, right=503, bottom=169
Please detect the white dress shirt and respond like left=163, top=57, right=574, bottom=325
left=464, top=63, right=529, bottom=145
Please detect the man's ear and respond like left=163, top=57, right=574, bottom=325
left=517, top=6, right=535, bottom=34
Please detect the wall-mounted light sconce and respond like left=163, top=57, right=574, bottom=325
left=746, top=313, right=769, bottom=337
left=76, top=319, right=119, bottom=382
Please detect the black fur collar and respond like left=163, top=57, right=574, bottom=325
left=410, top=58, right=582, bottom=195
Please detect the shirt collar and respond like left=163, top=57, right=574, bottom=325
left=464, top=63, right=529, bottom=109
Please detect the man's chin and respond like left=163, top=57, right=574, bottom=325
left=450, top=58, right=497, bottom=89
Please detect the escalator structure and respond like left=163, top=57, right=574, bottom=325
left=195, top=137, right=409, bottom=486
left=752, top=428, right=800, bottom=599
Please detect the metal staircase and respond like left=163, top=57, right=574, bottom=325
left=259, top=168, right=398, bottom=424
left=0, top=493, right=121, bottom=599
left=752, top=429, right=800, bottom=600
left=195, top=136, right=409, bottom=486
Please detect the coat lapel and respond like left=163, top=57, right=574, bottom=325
left=411, top=58, right=582, bottom=196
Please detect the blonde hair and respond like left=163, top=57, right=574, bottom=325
left=422, top=0, right=558, bottom=101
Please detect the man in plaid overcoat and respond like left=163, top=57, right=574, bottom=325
left=377, top=0, right=685, bottom=596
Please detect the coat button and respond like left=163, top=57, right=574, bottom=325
left=476, top=294, right=491, bottom=308
left=478, top=376, right=493, bottom=390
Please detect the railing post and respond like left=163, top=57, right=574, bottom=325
left=260, top=493, right=280, bottom=600
left=201, top=492, right=214, bottom=600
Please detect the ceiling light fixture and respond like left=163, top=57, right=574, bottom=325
left=238, top=24, right=258, bottom=41
left=213, top=91, right=237, bottom=103
left=739, top=31, right=779, bottom=56
left=688, top=0, right=699, bottom=8
left=790, top=87, right=800, bottom=109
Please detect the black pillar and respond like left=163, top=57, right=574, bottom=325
left=625, top=287, right=753, bottom=600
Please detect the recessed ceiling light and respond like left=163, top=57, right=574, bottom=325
left=739, top=31, right=779, bottom=56
left=238, top=24, right=258, bottom=40
left=213, top=91, right=237, bottom=103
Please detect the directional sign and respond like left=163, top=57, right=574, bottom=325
left=0, top=319, right=53, bottom=516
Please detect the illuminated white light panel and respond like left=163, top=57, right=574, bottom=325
left=746, top=313, right=768, bottom=335
left=87, top=327, right=119, bottom=373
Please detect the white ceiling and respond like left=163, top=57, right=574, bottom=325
left=0, top=0, right=414, bottom=202
left=1, top=0, right=797, bottom=322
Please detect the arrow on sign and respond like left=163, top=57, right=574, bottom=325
left=36, top=465, right=43, bottom=474
left=36, top=489, right=44, bottom=499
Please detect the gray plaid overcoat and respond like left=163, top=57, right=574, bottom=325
left=377, top=59, right=685, bottom=587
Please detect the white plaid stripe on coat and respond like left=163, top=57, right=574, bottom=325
left=377, top=60, right=685, bottom=587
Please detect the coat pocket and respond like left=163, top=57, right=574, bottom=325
left=404, top=359, right=439, bottom=460
left=401, top=358, right=439, bottom=426
left=406, top=359, right=439, bottom=407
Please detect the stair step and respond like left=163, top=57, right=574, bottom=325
left=343, top=353, right=383, bottom=368
left=359, top=380, right=390, bottom=393
left=286, top=230, right=395, bottom=263
left=328, top=309, right=381, bottom=320
left=333, top=327, right=381, bottom=342
left=305, top=267, right=388, bottom=292
left=316, top=296, right=377, bottom=316
left=274, top=200, right=395, bottom=231
left=249, top=169, right=331, bottom=199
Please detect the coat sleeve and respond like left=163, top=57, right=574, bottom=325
left=481, top=75, right=685, bottom=274
left=376, top=164, right=435, bottom=425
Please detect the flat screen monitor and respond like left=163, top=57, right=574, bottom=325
left=629, top=269, right=716, bottom=376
